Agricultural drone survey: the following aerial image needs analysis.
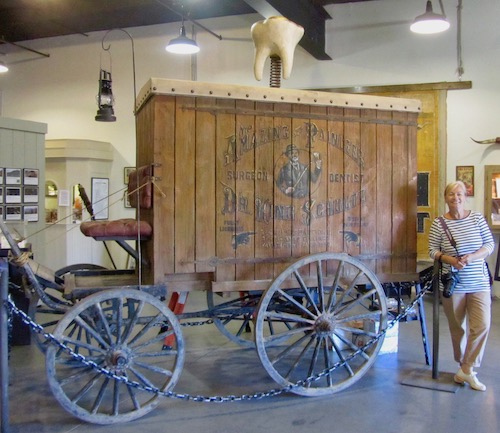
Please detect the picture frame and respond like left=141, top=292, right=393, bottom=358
left=456, top=165, right=474, bottom=197
left=0, top=187, right=3, bottom=204
left=23, top=168, right=39, bottom=185
left=23, top=205, right=39, bottom=222
left=124, top=167, right=135, bottom=184
left=0, top=168, right=3, bottom=185
left=5, top=205, right=22, bottom=221
left=5, top=168, right=21, bottom=185
left=23, top=186, right=39, bottom=203
left=5, top=187, right=21, bottom=203
left=91, top=177, right=109, bottom=220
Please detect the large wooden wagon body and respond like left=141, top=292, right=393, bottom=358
left=135, top=79, right=421, bottom=291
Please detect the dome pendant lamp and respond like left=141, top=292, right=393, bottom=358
left=166, top=17, right=200, bottom=54
left=410, top=0, right=450, bottom=34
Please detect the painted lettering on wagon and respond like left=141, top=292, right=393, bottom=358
left=224, top=125, right=290, bottom=165
left=293, top=121, right=365, bottom=169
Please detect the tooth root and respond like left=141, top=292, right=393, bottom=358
left=251, top=16, right=304, bottom=82
left=253, top=45, right=272, bottom=81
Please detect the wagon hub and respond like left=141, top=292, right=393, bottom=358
left=314, top=314, right=336, bottom=336
left=106, top=348, right=131, bottom=372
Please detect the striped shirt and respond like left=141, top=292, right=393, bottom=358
left=428, top=211, right=495, bottom=293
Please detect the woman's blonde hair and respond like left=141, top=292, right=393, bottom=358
left=444, top=180, right=467, bottom=197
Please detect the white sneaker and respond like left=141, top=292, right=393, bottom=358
left=454, top=368, right=486, bottom=391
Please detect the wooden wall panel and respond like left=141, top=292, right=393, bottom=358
left=215, top=98, right=237, bottom=282
left=195, top=97, right=217, bottom=273
left=375, top=110, right=393, bottom=274
left=254, top=101, right=275, bottom=280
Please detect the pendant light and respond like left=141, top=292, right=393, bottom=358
left=165, top=17, right=200, bottom=54
left=410, top=0, right=450, bottom=34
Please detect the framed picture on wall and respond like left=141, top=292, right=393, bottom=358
left=23, top=168, right=39, bottom=185
left=456, top=165, right=474, bottom=197
left=0, top=187, right=3, bottom=204
left=91, top=177, right=109, bottom=220
left=5, top=205, right=21, bottom=221
left=5, top=187, right=21, bottom=203
left=23, top=186, right=39, bottom=203
left=124, top=167, right=135, bottom=184
left=5, top=168, right=21, bottom=185
left=0, top=168, right=4, bottom=184
left=23, top=205, right=39, bottom=222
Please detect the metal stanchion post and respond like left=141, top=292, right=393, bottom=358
left=0, top=259, right=10, bottom=433
left=432, top=259, right=440, bottom=380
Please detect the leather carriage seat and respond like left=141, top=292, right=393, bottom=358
left=80, top=165, right=153, bottom=241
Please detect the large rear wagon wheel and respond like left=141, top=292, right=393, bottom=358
left=46, top=288, right=184, bottom=424
left=255, top=252, right=387, bottom=396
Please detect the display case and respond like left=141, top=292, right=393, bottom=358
left=484, top=165, right=500, bottom=232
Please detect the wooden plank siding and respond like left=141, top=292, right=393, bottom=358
left=135, top=79, right=420, bottom=290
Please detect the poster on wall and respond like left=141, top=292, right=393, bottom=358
left=456, top=165, right=474, bottom=197
left=91, top=177, right=109, bottom=220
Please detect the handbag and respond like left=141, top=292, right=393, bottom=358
left=438, top=216, right=493, bottom=287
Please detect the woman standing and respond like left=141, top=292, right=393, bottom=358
left=428, top=181, right=495, bottom=391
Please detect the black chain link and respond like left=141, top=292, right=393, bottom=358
left=4, top=282, right=430, bottom=403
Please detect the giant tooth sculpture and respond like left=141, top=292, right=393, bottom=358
left=251, top=16, right=304, bottom=86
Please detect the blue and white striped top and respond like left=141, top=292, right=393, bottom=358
left=428, top=211, right=495, bottom=293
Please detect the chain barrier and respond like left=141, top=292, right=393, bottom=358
left=4, top=281, right=430, bottom=403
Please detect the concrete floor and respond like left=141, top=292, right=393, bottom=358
left=4, top=292, right=500, bottom=433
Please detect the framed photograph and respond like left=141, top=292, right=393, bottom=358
left=0, top=187, right=3, bottom=204
left=5, top=168, right=21, bottom=185
left=23, top=186, right=39, bottom=203
left=124, top=167, right=135, bottom=184
left=5, top=187, right=21, bottom=203
left=123, top=190, right=132, bottom=208
left=0, top=168, right=4, bottom=184
left=5, top=205, right=22, bottom=221
left=456, top=165, right=474, bottom=197
left=23, top=168, right=39, bottom=185
left=23, top=205, right=39, bottom=222
left=91, top=177, right=109, bottom=220
left=0, top=207, right=3, bottom=219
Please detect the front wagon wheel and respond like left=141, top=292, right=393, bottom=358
left=255, top=252, right=387, bottom=396
left=45, top=288, right=184, bottom=424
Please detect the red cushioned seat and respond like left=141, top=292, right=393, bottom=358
left=80, top=218, right=152, bottom=239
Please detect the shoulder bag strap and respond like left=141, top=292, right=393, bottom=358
left=438, top=216, right=459, bottom=255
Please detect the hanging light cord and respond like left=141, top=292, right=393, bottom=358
left=456, top=0, right=464, bottom=80
left=99, top=28, right=142, bottom=286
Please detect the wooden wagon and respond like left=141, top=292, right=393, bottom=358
left=2, top=79, right=423, bottom=425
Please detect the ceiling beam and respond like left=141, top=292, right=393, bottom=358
left=243, top=0, right=331, bottom=60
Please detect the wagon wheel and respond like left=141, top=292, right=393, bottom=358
left=206, top=290, right=262, bottom=347
left=28, top=264, right=108, bottom=352
left=45, top=288, right=184, bottom=425
left=255, top=252, right=387, bottom=396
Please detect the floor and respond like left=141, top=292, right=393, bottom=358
left=4, top=291, right=500, bottom=433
